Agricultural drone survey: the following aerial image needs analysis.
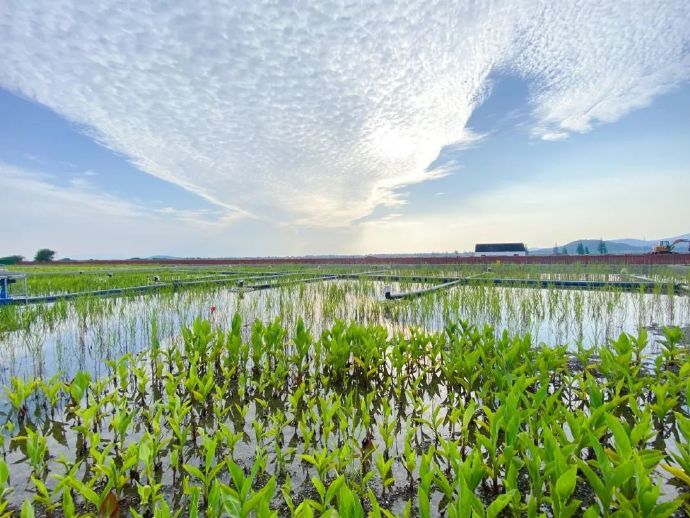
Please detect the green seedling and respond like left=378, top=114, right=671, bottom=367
left=4, top=377, right=35, bottom=414
left=15, top=427, right=48, bottom=477
left=183, top=433, right=225, bottom=507
left=374, top=453, right=394, bottom=492
left=0, top=459, right=13, bottom=517
left=68, top=371, right=91, bottom=406
left=300, top=448, right=337, bottom=481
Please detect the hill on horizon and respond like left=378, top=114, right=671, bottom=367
left=531, top=233, right=690, bottom=255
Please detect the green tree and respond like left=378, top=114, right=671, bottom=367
left=561, top=246, right=568, bottom=255
left=576, top=242, right=585, bottom=255
left=585, top=246, right=590, bottom=255
left=598, top=240, right=608, bottom=254
left=0, top=255, right=23, bottom=265
left=34, top=249, right=56, bottom=262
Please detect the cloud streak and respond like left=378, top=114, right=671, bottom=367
left=1, top=1, right=688, bottom=227
left=0, top=163, right=238, bottom=227
left=0, top=162, right=257, bottom=258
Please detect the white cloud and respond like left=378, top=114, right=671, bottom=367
left=512, top=2, right=690, bottom=139
left=540, top=132, right=568, bottom=142
left=0, top=162, right=241, bottom=231
left=1, top=0, right=688, bottom=229
left=0, top=162, right=350, bottom=258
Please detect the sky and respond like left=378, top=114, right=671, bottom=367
left=1, top=1, right=689, bottom=259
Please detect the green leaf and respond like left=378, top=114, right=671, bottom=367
left=311, top=476, right=325, bottom=502
left=63, top=488, right=76, bottom=518
left=182, top=464, right=205, bottom=482
left=462, top=400, right=476, bottom=431
left=187, top=485, right=200, bottom=518
left=21, top=500, right=35, bottom=518
left=243, top=477, right=276, bottom=515
left=31, top=476, right=49, bottom=498
left=209, top=462, right=225, bottom=480
left=605, top=414, right=632, bottom=459
left=68, top=478, right=101, bottom=507
left=555, top=467, right=578, bottom=503
left=611, top=461, right=634, bottom=487
left=577, top=460, right=607, bottom=506
left=561, top=500, right=581, bottom=518
left=295, top=500, right=315, bottom=518
left=300, top=454, right=317, bottom=467
left=661, top=464, right=690, bottom=486
left=402, top=500, right=412, bottom=518
left=418, top=485, right=431, bottom=518
left=487, top=490, right=517, bottom=518
left=651, top=499, right=682, bottom=518
left=325, top=475, right=344, bottom=505
left=0, top=460, right=8, bottom=485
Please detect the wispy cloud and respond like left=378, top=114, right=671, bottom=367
left=0, top=162, right=257, bottom=258
left=0, top=162, right=240, bottom=227
left=1, top=1, right=688, bottom=228
left=512, top=2, right=690, bottom=138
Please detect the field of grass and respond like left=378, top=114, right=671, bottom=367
left=5, top=263, right=688, bottom=298
left=0, top=262, right=689, bottom=516
left=4, top=265, right=315, bottom=297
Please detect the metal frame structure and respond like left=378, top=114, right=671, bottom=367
left=0, top=270, right=28, bottom=304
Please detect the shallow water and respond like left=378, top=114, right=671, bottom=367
left=1, top=279, right=688, bottom=383
left=1, top=279, right=689, bottom=515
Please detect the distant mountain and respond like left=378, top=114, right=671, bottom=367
left=531, top=240, right=646, bottom=255
left=659, top=232, right=690, bottom=244
left=612, top=233, right=690, bottom=248
left=531, top=233, right=690, bottom=255
left=610, top=238, right=656, bottom=248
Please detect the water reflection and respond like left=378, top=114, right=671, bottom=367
left=1, top=280, right=688, bottom=382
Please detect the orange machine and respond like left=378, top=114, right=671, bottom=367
left=652, top=239, right=690, bottom=254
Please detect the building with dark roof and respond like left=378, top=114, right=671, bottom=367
left=474, top=243, right=528, bottom=256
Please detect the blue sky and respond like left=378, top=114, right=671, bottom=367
left=1, top=1, right=689, bottom=258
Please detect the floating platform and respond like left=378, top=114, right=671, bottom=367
left=384, top=280, right=463, bottom=300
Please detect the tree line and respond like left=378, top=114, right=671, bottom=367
left=0, top=248, right=56, bottom=265
left=552, top=240, right=608, bottom=255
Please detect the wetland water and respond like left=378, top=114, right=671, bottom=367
left=1, top=279, right=688, bottom=382
left=1, top=277, right=689, bottom=515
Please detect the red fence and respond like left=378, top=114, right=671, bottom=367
left=19, top=254, right=690, bottom=267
